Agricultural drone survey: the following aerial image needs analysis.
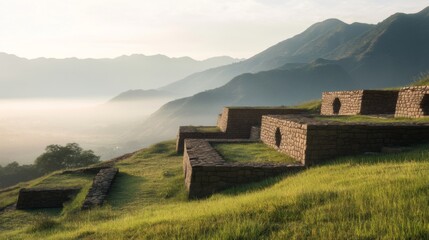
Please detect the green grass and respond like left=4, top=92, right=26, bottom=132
left=291, top=99, right=321, bottom=113
left=411, top=73, right=429, bottom=86
left=33, top=173, right=94, bottom=189
left=316, top=115, right=429, bottom=123
left=194, top=126, right=221, bottom=133
left=1, top=140, right=429, bottom=239
left=211, top=142, right=299, bottom=164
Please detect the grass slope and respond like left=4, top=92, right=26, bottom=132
left=1, top=140, right=428, bottom=239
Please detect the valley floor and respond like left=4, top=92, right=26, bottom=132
left=0, top=140, right=428, bottom=239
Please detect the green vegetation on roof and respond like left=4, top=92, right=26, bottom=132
left=291, top=99, right=321, bottom=112
left=32, top=173, right=94, bottom=189
left=211, top=142, right=298, bottom=164
left=316, top=115, right=429, bottom=123
left=1, top=140, right=429, bottom=239
left=411, top=73, right=429, bottom=86
left=194, top=126, right=221, bottom=133
left=0, top=171, right=95, bottom=210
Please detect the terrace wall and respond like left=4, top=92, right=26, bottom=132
left=183, top=139, right=304, bottom=199
left=260, top=115, right=308, bottom=162
left=321, top=90, right=398, bottom=115
left=217, top=107, right=308, bottom=138
left=395, top=86, right=429, bottom=118
left=261, top=115, right=429, bottom=165
left=16, top=187, right=80, bottom=209
left=177, top=107, right=308, bottom=153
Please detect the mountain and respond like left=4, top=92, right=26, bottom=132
left=139, top=61, right=354, bottom=141
left=334, top=6, right=429, bottom=88
left=134, top=7, right=429, bottom=145
left=108, top=89, right=178, bottom=102
left=0, top=53, right=240, bottom=98
left=160, top=19, right=373, bottom=96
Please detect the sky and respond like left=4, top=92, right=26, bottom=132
left=0, top=0, right=428, bottom=60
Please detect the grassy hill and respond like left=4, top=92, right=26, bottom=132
left=1, top=140, right=428, bottom=239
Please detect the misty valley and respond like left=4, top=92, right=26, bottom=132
left=0, top=97, right=171, bottom=166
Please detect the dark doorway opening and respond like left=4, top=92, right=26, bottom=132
left=275, top=127, right=282, bottom=148
left=420, top=94, right=429, bottom=115
left=333, top=98, right=341, bottom=114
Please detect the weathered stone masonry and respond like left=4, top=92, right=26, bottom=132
left=82, top=167, right=119, bottom=210
left=16, top=187, right=81, bottom=209
left=261, top=115, right=429, bottom=165
left=395, top=86, right=429, bottom=118
left=321, top=90, right=399, bottom=115
left=183, top=139, right=304, bottom=199
left=176, top=107, right=308, bottom=152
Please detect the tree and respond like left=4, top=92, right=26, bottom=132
left=0, top=162, right=41, bottom=188
left=35, top=143, right=100, bottom=173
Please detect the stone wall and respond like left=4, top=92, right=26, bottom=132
left=260, top=115, right=308, bottom=162
left=177, top=107, right=308, bottom=152
left=176, top=126, right=228, bottom=153
left=16, top=187, right=80, bottom=209
left=217, top=107, right=308, bottom=137
left=183, top=139, right=304, bottom=199
left=321, top=90, right=398, bottom=115
left=261, top=115, right=429, bottom=165
left=82, top=167, right=119, bottom=210
left=395, top=86, right=429, bottom=118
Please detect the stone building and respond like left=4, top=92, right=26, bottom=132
left=261, top=115, right=429, bottom=165
left=321, top=90, right=399, bottom=115
left=395, top=86, right=429, bottom=118
left=176, top=107, right=308, bottom=152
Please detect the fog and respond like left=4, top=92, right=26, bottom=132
left=0, top=98, right=172, bottom=166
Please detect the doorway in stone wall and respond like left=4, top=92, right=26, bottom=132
left=333, top=98, right=341, bottom=114
left=275, top=127, right=282, bottom=148
left=420, top=94, right=429, bottom=115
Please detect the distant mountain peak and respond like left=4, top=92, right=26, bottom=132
left=418, top=6, right=429, bottom=16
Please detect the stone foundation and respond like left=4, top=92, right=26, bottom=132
left=183, top=139, right=304, bottom=199
left=16, top=187, right=81, bottom=209
left=395, top=86, right=429, bottom=118
left=261, top=115, right=429, bottom=165
left=321, top=90, right=399, bottom=115
left=82, top=168, right=119, bottom=210
left=176, top=107, right=308, bottom=152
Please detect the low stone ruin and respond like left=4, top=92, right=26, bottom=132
left=178, top=87, right=429, bottom=198
left=176, top=107, right=308, bottom=152
left=261, top=115, right=429, bottom=165
left=395, top=86, right=429, bottom=118
left=16, top=187, right=81, bottom=209
left=321, top=90, right=399, bottom=115
left=81, top=167, right=119, bottom=210
left=183, top=139, right=304, bottom=198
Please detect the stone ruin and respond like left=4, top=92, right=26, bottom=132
left=395, top=86, right=429, bottom=118
left=321, top=90, right=399, bottom=116
left=15, top=167, right=119, bottom=210
left=176, top=107, right=308, bottom=152
left=82, top=167, right=119, bottom=210
left=183, top=139, right=304, bottom=198
left=178, top=87, right=429, bottom=199
left=261, top=115, right=429, bottom=165
left=16, top=187, right=81, bottom=209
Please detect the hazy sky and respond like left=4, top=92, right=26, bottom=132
left=0, top=0, right=428, bottom=60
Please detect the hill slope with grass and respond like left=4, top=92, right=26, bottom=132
left=1, top=140, right=428, bottom=239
